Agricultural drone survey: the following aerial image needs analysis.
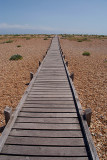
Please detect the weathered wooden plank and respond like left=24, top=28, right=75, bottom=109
left=40, top=71, right=66, bottom=75
left=35, top=81, right=68, bottom=83
left=6, top=136, right=85, bottom=146
left=32, top=85, right=70, bottom=88
left=33, top=83, right=69, bottom=85
left=0, top=155, right=89, bottom=160
left=41, top=66, right=64, bottom=68
left=38, top=71, right=65, bottom=73
left=35, top=80, right=68, bottom=83
left=29, top=92, right=72, bottom=95
left=24, top=101, right=75, bottom=105
left=28, top=91, right=72, bottom=97
left=32, top=84, right=70, bottom=87
left=36, top=79, right=68, bottom=81
left=33, top=81, right=69, bottom=83
left=42, top=65, right=64, bottom=66
left=19, top=112, right=77, bottom=118
left=16, top=117, right=79, bottom=123
left=31, top=87, right=71, bottom=90
left=34, top=79, right=68, bottom=82
left=13, top=123, right=80, bottom=130
left=33, top=82, right=68, bottom=84
left=26, top=97, right=73, bottom=101
left=33, top=82, right=69, bottom=84
left=40, top=68, right=65, bottom=70
left=1, top=145, right=87, bottom=156
left=21, top=108, right=76, bottom=112
left=38, top=74, right=66, bottom=76
left=40, top=71, right=65, bottom=73
left=30, top=89, right=71, bottom=92
left=28, top=94, right=73, bottom=97
left=34, top=80, right=68, bottom=82
left=37, top=73, right=66, bottom=75
left=10, top=129, right=83, bottom=137
left=24, top=100, right=74, bottom=106
left=23, top=103, right=75, bottom=108
left=36, top=76, right=67, bottom=78
left=31, top=88, right=71, bottom=91
left=30, top=85, right=71, bottom=88
left=42, top=65, right=64, bottom=67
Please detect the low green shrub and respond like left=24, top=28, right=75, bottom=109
left=44, top=37, right=48, bottom=40
left=5, top=40, right=13, bottom=43
left=78, top=40, right=82, bottom=42
left=17, top=45, right=21, bottom=47
left=82, top=51, right=90, bottom=56
left=77, top=37, right=88, bottom=42
left=26, top=37, right=31, bottom=40
left=9, top=54, right=23, bottom=60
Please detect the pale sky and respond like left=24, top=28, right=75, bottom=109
left=0, top=0, right=107, bottom=35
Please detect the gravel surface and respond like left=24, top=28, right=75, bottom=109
left=0, top=35, right=106, bottom=159
left=60, top=38, right=107, bottom=160
left=0, top=36, right=51, bottom=128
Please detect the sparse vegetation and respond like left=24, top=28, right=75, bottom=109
left=77, top=39, right=83, bottom=42
left=60, top=34, right=107, bottom=41
left=43, top=34, right=52, bottom=40
left=9, top=54, right=23, bottom=60
left=46, top=35, right=51, bottom=38
left=44, top=37, right=48, bottom=40
left=77, top=37, right=88, bottom=42
left=17, top=45, right=21, bottom=47
left=5, top=40, right=13, bottom=43
left=82, top=51, right=90, bottom=56
left=12, top=34, right=20, bottom=37
left=26, top=37, right=31, bottom=40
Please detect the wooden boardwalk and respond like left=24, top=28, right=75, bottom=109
left=0, top=36, right=98, bottom=159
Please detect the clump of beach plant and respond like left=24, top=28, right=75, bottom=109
left=77, top=39, right=83, bottom=42
left=77, top=37, right=88, bottom=42
left=44, top=37, right=48, bottom=40
left=82, top=51, right=90, bottom=56
left=5, top=40, right=13, bottom=43
left=26, top=37, right=30, bottom=40
left=9, top=54, right=23, bottom=60
left=17, top=45, right=21, bottom=47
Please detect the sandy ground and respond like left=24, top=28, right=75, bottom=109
left=60, top=38, right=107, bottom=160
left=0, top=35, right=51, bottom=127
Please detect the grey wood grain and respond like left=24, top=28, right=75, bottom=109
left=26, top=97, right=74, bottom=101
left=10, top=129, right=83, bottom=137
left=21, top=108, right=76, bottom=113
left=1, top=145, right=87, bottom=156
left=0, top=155, right=89, bottom=160
left=19, top=112, right=77, bottom=118
left=6, top=136, right=85, bottom=146
left=13, top=123, right=80, bottom=130
left=23, top=103, right=75, bottom=108
left=16, top=117, right=79, bottom=123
